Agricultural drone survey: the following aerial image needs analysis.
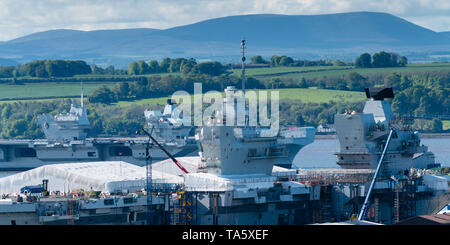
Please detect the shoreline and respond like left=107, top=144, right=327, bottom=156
left=314, top=132, right=450, bottom=139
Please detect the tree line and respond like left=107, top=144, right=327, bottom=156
left=127, top=58, right=227, bottom=76
left=0, top=58, right=228, bottom=79
left=16, top=60, right=91, bottom=78
left=88, top=74, right=264, bottom=104
left=355, top=51, right=407, bottom=68
left=249, top=55, right=352, bottom=67
left=0, top=51, right=407, bottom=80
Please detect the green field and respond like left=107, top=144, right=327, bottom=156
left=443, top=120, right=450, bottom=131
left=116, top=97, right=173, bottom=107
left=267, top=87, right=365, bottom=103
left=230, top=66, right=352, bottom=76
left=73, top=72, right=181, bottom=78
left=115, top=87, right=365, bottom=107
left=0, top=82, right=115, bottom=101
left=0, top=62, right=448, bottom=104
left=229, top=63, right=450, bottom=80
left=267, top=63, right=450, bottom=80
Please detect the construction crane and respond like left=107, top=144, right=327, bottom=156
left=358, top=129, right=394, bottom=221
left=137, top=127, right=154, bottom=224
left=137, top=128, right=190, bottom=175
left=137, top=128, right=191, bottom=225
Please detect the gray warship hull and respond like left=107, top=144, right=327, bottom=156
left=0, top=138, right=198, bottom=171
left=0, top=159, right=447, bottom=225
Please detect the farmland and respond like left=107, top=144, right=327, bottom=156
left=230, top=65, right=353, bottom=77
left=0, top=62, right=448, bottom=104
left=231, top=62, right=450, bottom=80
left=443, top=120, right=450, bottom=131
left=115, top=87, right=365, bottom=107
left=0, top=82, right=115, bottom=101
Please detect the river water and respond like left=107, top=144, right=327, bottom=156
left=0, top=137, right=449, bottom=178
left=293, top=137, right=450, bottom=169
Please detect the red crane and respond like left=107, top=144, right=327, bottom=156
left=137, top=128, right=189, bottom=174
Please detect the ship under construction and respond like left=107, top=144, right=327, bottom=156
left=0, top=41, right=448, bottom=225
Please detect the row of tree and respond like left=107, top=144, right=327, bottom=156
left=250, top=55, right=351, bottom=67
left=0, top=58, right=228, bottom=79
left=0, top=52, right=406, bottom=79
left=355, top=51, right=407, bottom=68
left=0, top=60, right=93, bottom=78
left=20, top=60, right=92, bottom=77
left=88, top=74, right=264, bottom=104
left=127, top=58, right=227, bottom=76
left=91, top=65, right=127, bottom=75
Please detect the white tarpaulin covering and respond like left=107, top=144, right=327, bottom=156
left=422, top=174, right=448, bottom=191
left=151, top=156, right=200, bottom=176
left=184, top=173, right=276, bottom=192
left=0, top=161, right=183, bottom=195
left=0, top=156, right=295, bottom=194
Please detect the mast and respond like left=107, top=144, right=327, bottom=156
left=81, top=82, right=84, bottom=108
left=241, top=39, right=247, bottom=127
left=241, top=39, right=246, bottom=100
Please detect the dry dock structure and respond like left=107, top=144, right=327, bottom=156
left=0, top=157, right=447, bottom=225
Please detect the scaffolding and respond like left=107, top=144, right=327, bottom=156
left=313, top=185, right=333, bottom=223
left=172, top=188, right=197, bottom=225
left=390, top=178, right=417, bottom=224
left=66, top=199, right=80, bottom=225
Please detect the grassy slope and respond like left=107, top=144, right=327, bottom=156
left=230, top=63, right=450, bottom=80
left=263, top=63, right=450, bottom=79
left=115, top=87, right=365, bottom=107
left=443, top=120, right=450, bottom=131
left=230, top=66, right=352, bottom=76
left=73, top=72, right=180, bottom=78
left=0, top=63, right=447, bottom=104
left=0, top=82, right=115, bottom=101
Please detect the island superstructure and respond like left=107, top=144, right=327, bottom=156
left=334, top=87, right=436, bottom=174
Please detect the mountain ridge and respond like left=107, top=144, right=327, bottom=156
left=1, top=11, right=449, bottom=66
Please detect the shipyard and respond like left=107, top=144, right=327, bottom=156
left=0, top=3, right=449, bottom=240
left=0, top=39, right=448, bottom=228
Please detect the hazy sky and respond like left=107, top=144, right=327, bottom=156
left=0, top=0, right=449, bottom=41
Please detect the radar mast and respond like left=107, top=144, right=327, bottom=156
left=241, top=39, right=246, bottom=100
left=81, top=82, right=84, bottom=108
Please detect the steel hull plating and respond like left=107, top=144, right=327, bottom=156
left=0, top=139, right=198, bottom=171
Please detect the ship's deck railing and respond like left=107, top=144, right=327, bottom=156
left=296, top=169, right=376, bottom=184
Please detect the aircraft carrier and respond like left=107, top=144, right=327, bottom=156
left=0, top=93, right=199, bottom=172
left=0, top=87, right=313, bottom=172
left=0, top=41, right=447, bottom=225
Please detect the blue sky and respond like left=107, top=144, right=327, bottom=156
left=0, top=0, right=449, bottom=41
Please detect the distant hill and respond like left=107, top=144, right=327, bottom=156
left=0, top=12, right=449, bottom=67
left=162, top=12, right=447, bottom=47
left=0, top=58, right=18, bottom=66
left=439, top=31, right=450, bottom=39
